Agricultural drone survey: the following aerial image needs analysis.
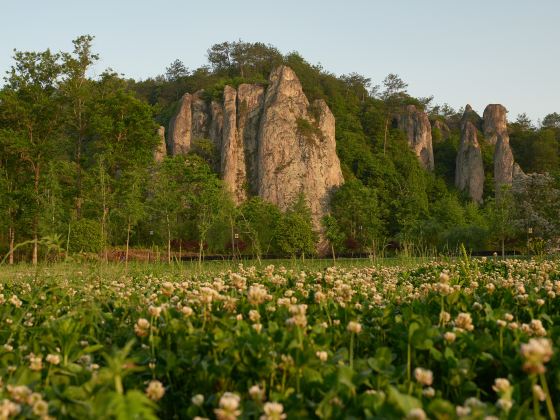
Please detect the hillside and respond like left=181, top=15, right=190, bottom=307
left=1, top=38, right=560, bottom=263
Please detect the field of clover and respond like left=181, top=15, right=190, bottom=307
left=0, top=257, right=559, bottom=419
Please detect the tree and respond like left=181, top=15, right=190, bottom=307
left=322, top=215, right=344, bottom=263
left=542, top=112, right=560, bottom=129
left=114, top=168, right=147, bottom=268
left=0, top=48, right=65, bottom=264
left=275, top=195, right=316, bottom=259
left=238, top=197, right=281, bottom=262
left=60, top=34, right=98, bottom=218
left=330, top=179, right=382, bottom=253
left=148, top=156, right=189, bottom=263
left=165, top=59, right=189, bottom=82
left=379, top=74, right=408, bottom=154
left=486, top=186, right=517, bottom=258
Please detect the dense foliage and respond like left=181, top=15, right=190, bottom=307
left=1, top=37, right=560, bottom=264
left=0, top=258, right=559, bottom=418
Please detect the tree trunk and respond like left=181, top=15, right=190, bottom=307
left=166, top=213, right=171, bottom=264
left=8, top=227, right=14, bottom=265
left=125, top=221, right=131, bottom=269
left=198, top=239, right=204, bottom=268
left=501, top=238, right=505, bottom=259
left=32, top=164, right=40, bottom=266
left=331, top=243, right=336, bottom=265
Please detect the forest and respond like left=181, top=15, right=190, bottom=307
left=1, top=36, right=560, bottom=264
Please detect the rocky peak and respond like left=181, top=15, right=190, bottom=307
left=483, top=104, right=514, bottom=190
left=432, top=119, right=450, bottom=142
left=166, top=65, right=344, bottom=244
left=483, top=104, right=508, bottom=145
left=455, top=116, right=484, bottom=203
left=397, top=105, right=434, bottom=170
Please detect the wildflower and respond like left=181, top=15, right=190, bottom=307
left=29, top=353, right=43, bottom=371
left=440, top=311, right=451, bottom=324
left=260, top=402, right=286, bottom=420
left=414, top=367, right=433, bottom=386
left=536, top=298, right=545, bottom=306
left=0, top=399, right=20, bottom=417
left=249, top=385, right=264, bottom=401
left=161, top=282, right=174, bottom=296
left=316, top=351, right=328, bottom=362
left=248, top=284, right=269, bottom=305
left=46, top=354, right=61, bottom=365
left=286, top=305, right=307, bottom=328
left=406, top=408, right=427, bottom=420
left=145, top=380, right=165, bottom=401
left=504, top=313, right=514, bottom=322
left=9, top=295, right=22, bottom=308
left=496, top=398, right=513, bottom=412
left=347, top=321, right=362, bottom=334
left=456, top=406, right=471, bottom=417
left=492, top=378, right=512, bottom=394
left=422, top=387, right=435, bottom=398
left=215, top=392, right=241, bottom=420
left=252, top=323, right=263, bottom=333
left=134, top=318, right=150, bottom=337
left=7, top=385, right=31, bottom=403
left=454, top=313, right=474, bottom=332
left=439, top=271, right=450, bottom=284
left=32, top=399, right=48, bottom=417
left=520, top=338, right=553, bottom=374
left=532, top=384, right=546, bottom=401
left=148, top=305, right=162, bottom=317
left=191, top=394, right=204, bottom=406
left=182, top=306, right=194, bottom=317
left=249, top=310, right=260, bottom=323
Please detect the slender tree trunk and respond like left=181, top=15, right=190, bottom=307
left=8, top=227, right=14, bottom=265
left=501, top=238, right=505, bottom=259
left=230, top=217, right=235, bottom=261
left=32, top=164, right=40, bottom=266
left=331, top=243, right=336, bottom=265
left=198, top=239, right=204, bottom=268
left=166, top=213, right=171, bottom=264
left=125, top=220, right=131, bottom=269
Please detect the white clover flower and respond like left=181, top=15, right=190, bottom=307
left=145, top=380, right=165, bottom=401
left=414, top=367, right=433, bottom=386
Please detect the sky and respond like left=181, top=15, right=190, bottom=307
left=1, top=0, right=558, bottom=122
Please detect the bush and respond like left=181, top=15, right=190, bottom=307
left=68, top=219, right=103, bottom=253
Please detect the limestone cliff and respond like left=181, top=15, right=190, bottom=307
left=455, top=116, right=484, bottom=203
left=397, top=105, right=434, bottom=170
left=166, top=65, right=344, bottom=235
left=483, top=104, right=514, bottom=190
left=258, top=66, right=343, bottom=232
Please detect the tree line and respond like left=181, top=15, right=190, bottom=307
left=1, top=37, right=560, bottom=264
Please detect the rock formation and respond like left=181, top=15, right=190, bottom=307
left=258, top=66, right=343, bottom=232
left=397, top=105, right=434, bottom=170
left=483, top=104, right=514, bottom=190
left=168, top=93, right=192, bottom=155
left=166, top=65, right=344, bottom=236
left=432, top=119, right=450, bottom=142
left=455, top=110, right=484, bottom=203
left=154, top=126, right=166, bottom=162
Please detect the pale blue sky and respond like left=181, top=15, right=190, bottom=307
left=1, top=0, right=558, bottom=122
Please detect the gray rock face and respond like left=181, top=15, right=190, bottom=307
left=455, top=120, right=484, bottom=203
left=483, top=104, right=508, bottom=145
left=167, top=65, right=344, bottom=236
left=397, top=105, right=434, bottom=170
left=154, top=126, right=167, bottom=162
left=168, top=93, right=192, bottom=155
left=483, top=104, right=514, bottom=190
left=258, top=66, right=343, bottom=232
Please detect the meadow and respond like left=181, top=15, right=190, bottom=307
left=0, top=256, right=558, bottom=419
